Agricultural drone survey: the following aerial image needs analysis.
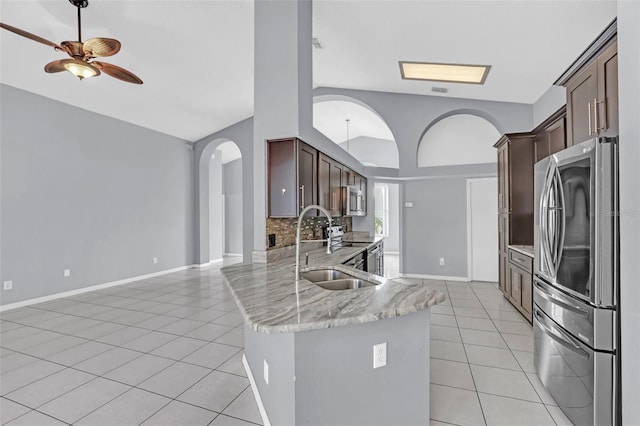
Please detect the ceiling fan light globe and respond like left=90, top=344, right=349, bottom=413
left=62, top=59, right=100, bottom=79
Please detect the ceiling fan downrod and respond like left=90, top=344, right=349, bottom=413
left=69, top=0, right=88, bottom=42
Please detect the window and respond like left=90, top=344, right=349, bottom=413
left=374, top=183, right=389, bottom=237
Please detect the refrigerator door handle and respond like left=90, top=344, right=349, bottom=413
left=554, top=167, right=566, bottom=275
left=534, top=280, right=590, bottom=317
left=534, top=309, right=590, bottom=359
left=540, top=164, right=554, bottom=276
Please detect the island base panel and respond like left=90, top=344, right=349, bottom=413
left=244, top=310, right=431, bottom=425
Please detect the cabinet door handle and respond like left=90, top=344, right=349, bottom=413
left=593, top=98, right=599, bottom=134
left=587, top=102, right=593, bottom=136
left=595, top=98, right=606, bottom=131
left=299, top=185, right=305, bottom=210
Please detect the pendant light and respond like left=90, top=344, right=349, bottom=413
left=345, top=118, right=351, bottom=153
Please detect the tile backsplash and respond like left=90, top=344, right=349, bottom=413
left=266, top=216, right=352, bottom=250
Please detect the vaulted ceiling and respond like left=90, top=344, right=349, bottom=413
left=0, top=0, right=616, bottom=142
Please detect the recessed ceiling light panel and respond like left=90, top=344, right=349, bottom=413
left=399, top=61, right=491, bottom=85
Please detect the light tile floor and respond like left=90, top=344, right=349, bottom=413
left=0, top=257, right=259, bottom=426
left=0, top=256, right=574, bottom=426
left=427, top=279, right=574, bottom=426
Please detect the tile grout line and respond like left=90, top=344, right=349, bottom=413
left=445, top=282, right=488, bottom=426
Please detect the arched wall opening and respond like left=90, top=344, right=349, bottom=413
left=417, top=112, right=501, bottom=168
left=313, top=96, right=400, bottom=169
left=198, top=138, right=243, bottom=265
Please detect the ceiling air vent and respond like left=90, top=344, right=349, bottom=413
left=312, top=37, right=324, bottom=49
left=431, top=87, right=448, bottom=93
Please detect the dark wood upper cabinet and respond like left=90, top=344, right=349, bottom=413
left=298, top=141, right=317, bottom=213
left=597, top=42, right=618, bottom=138
left=566, top=62, right=598, bottom=146
left=565, top=40, right=618, bottom=146
left=318, top=152, right=343, bottom=216
left=343, top=167, right=355, bottom=186
left=267, top=138, right=317, bottom=217
left=534, top=110, right=566, bottom=163
left=547, top=117, right=566, bottom=155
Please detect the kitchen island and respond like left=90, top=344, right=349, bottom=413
left=221, top=242, right=445, bottom=426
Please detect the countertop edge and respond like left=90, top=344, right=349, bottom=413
left=508, top=245, right=534, bottom=258
left=244, top=291, right=446, bottom=334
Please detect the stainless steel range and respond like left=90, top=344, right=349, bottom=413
left=533, top=136, right=619, bottom=426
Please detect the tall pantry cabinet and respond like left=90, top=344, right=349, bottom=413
left=494, top=134, right=535, bottom=297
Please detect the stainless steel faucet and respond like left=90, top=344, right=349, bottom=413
left=295, top=204, right=333, bottom=281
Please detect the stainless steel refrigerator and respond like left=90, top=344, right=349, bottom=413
left=533, top=136, right=619, bottom=426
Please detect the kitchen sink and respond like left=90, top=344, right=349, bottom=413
left=300, top=268, right=378, bottom=290
left=313, top=278, right=377, bottom=290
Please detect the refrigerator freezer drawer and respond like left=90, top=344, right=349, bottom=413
left=534, top=278, right=615, bottom=351
left=534, top=307, right=614, bottom=426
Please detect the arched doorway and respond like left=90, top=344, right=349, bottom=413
left=199, top=139, right=243, bottom=266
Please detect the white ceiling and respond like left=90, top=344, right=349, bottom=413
left=0, top=1, right=617, bottom=142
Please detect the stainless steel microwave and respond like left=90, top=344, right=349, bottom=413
left=342, top=186, right=365, bottom=216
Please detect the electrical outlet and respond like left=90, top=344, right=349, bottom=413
left=439, top=257, right=445, bottom=266
left=3, top=281, right=13, bottom=290
left=263, top=359, right=269, bottom=384
left=268, top=234, right=276, bottom=248
left=63, top=269, right=71, bottom=277
left=373, top=342, right=387, bottom=369
left=153, top=257, right=158, bottom=264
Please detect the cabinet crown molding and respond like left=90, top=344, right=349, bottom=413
left=554, top=18, right=617, bottom=87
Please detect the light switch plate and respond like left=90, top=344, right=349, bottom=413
left=3, top=281, right=12, bottom=290
left=405, top=202, right=414, bottom=208
left=373, top=342, right=387, bottom=369
left=63, top=269, right=71, bottom=277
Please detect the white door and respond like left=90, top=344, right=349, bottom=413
left=467, top=178, right=498, bottom=282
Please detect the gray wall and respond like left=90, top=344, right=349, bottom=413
left=209, top=154, right=223, bottom=261
left=532, top=86, right=566, bottom=128
left=385, top=182, right=400, bottom=253
left=403, top=178, right=470, bottom=277
left=223, top=159, right=243, bottom=255
left=617, top=1, right=640, bottom=423
left=0, top=84, right=194, bottom=306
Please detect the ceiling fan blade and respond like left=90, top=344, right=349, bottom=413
left=0, top=22, right=61, bottom=50
left=93, top=61, right=143, bottom=84
left=44, top=59, right=68, bottom=73
left=83, top=38, right=121, bottom=58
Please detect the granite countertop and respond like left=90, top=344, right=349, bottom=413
left=221, top=242, right=445, bottom=334
left=340, top=235, right=384, bottom=245
left=509, top=245, right=534, bottom=257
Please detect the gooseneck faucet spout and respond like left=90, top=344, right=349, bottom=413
left=295, top=204, right=333, bottom=281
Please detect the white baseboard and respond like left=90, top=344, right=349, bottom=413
left=0, top=264, right=196, bottom=312
left=224, top=253, right=243, bottom=257
left=384, top=251, right=400, bottom=255
left=400, top=273, right=469, bottom=282
left=242, top=354, right=271, bottom=426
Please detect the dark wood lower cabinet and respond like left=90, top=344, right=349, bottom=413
left=506, top=248, right=533, bottom=323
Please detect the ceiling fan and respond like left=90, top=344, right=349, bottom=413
left=0, top=0, right=142, bottom=84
